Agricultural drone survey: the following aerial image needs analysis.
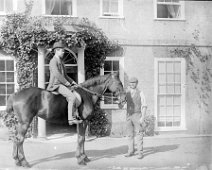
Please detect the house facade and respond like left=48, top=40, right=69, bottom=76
left=0, top=0, right=212, bottom=136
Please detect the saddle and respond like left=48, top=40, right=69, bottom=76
left=51, top=90, right=82, bottom=107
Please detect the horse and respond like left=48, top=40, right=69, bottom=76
left=6, top=72, right=126, bottom=167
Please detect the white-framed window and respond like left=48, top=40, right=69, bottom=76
left=154, top=0, right=185, bottom=20
left=154, top=58, right=186, bottom=131
left=0, top=0, right=17, bottom=15
left=100, top=57, right=124, bottom=109
left=43, top=0, right=77, bottom=17
left=100, top=0, right=124, bottom=18
left=0, top=57, right=16, bottom=110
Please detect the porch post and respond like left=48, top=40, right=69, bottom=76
left=77, top=46, right=85, bottom=83
left=37, top=47, right=46, bottom=138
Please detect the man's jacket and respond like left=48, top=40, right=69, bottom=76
left=47, top=57, right=74, bottom=91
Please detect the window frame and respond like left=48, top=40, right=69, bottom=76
left=0, top=56, right=17, bottom=111
left=100, top=56, right=124, bottom=109
left=0, top=0, right=17, bottom=15
left=154, top=58, right=186, bottom=131
left=42, top=0, right=77, bottom=17
left=154, top=0, right=185, bottom=21
left=100, top=0, right=124, bottom=19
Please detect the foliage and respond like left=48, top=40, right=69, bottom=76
left=143, top=114, right=156, bottom=136
left=170, top=30, right=212, bottom=114
left=0, top=2, right=120, bottom=138
left=89, top=105, right=110, bottom=137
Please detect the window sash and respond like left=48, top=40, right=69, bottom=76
left=155, top=58, right=186, bottom=131
left=100, top=0, right=123, bottom=17
left=155, top=0, right=184, bottom=19
left=0, top=59, right=15, bottom=108
left=44, top=0, right=76, bottom=16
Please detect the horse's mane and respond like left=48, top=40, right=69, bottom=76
left=80, top=74, right=111, bottom=88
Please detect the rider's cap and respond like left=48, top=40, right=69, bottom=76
left=129, top=77, right=138, bottom=83
left=52, top=40, right=67, bottom=50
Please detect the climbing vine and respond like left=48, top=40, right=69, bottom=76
left=170, top=30, right=212, bottom=114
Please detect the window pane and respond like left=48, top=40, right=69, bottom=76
left=6, top=60, right=14, bottom=71
left=167, top=85, right=174, bottom=94
left=174, top=62, right=181, bottom=73
left=166, top=62, right=173, bottom=73
left=175, top=85, right=181, bottom=94
left=158, top=96, right=166, bottom=106
left=166, top=96, right=173, bottom=106
left=157, top=4, right=181, bottom=18
left=175, top=74, right=181, bottom=83
left=174, top=106, right=181, bottom=116
left=166, top=107, right=173, bottom=116
left=0, top=84, right=6, bottom=94
left=159, top=74, right=166, bottom=83
left=113, top=61, right=119, bottom=71
left=159, top=85, right=166, bottom=94
left=0, top=0, right=5, bottom=11
left=158, top=62, right=165, bottom=73
left=0, top=95, right=6, bottom=106
left=103, top=0, right=109, bottom=13
left=104, top=61, right=112, bottom=71
left=173, top=96, right=181, bottom=105
left=159, top=106, right=166, bottom=116
left=111, top=0, right=118, bottom=13
left=0, top=72, right=5, bottom=82
left=167, top=74, right=174, bottom=83
left=7, top=84, right=14, bottom=94
left=6, top=72, right=14, bottom=82
left=0, top=61, right=5, bottom=71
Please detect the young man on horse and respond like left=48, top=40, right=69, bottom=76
left=47, top=40, right=82, bottom=125
left=125, top=77, right=147, bottom=159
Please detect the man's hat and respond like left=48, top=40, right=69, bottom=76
left=129, top=77, right=138, bottom=83
left=52, top=41, right=67, bottom=50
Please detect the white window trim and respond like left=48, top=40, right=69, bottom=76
left=100, top=56, right=124, bottom=109
left=99, top=0, right=124, bottom=19
left=0, top=56, right=17, bottom=111
left=0, top=0, right=17, bottom=15
left=154, top=58, right=186, bottom=131
left=42, top=0, right=77, bottom=17
left=154, top=0, right=185, bottom=21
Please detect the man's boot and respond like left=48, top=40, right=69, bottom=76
left=68, top=100, right=83, bottom=125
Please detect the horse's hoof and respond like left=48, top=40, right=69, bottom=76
left=15, top=160, right=21, bottom=166
left=78, top=160, right=87, bottom=166
left=21, top=160, right=31, bottom=168
left=84, top=157, right=91, bottom=162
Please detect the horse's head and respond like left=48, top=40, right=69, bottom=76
left=106, top=72, right=126, bottom=109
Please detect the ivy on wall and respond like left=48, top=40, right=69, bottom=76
left=0, top=1, right=120, bottom=138
left=170, top=30, right=212, bottom=115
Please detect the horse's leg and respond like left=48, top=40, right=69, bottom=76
left=16, top=122, right=31, bottom=167
left=76, top=122, right=87, bottom=165
left=12, top=128, right=21, bottom=166
left=81, top=121, right=91, bottom=163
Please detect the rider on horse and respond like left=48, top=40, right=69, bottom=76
left=47, top=40, right=82, bottom=125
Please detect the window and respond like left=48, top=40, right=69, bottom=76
left=155, top=0, right=185, bottom=20
left=154, top=58, right=186, bottom=131
left=100, top=0, right=123, bottom=18
left=100, top=57, right=124, bottom=109
left=0, top=58, right=15, bottom=110
left=45, top=49, right=78, bottom=88
left=0, top=0, right=17, bottom=15
left=44, top=0, right=77, bottom=16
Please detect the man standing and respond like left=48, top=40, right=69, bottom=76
left=125, top=77, right=147, bottom=159
left=47, top=40, right=82, bottom=125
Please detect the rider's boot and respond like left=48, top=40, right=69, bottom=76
left=68, top=101, right=83, bottom=125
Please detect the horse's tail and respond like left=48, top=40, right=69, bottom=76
left=6, top=93, right=15, bottom=114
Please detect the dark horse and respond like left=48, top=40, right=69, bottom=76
left=6, top=72, right=126, bottom=167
